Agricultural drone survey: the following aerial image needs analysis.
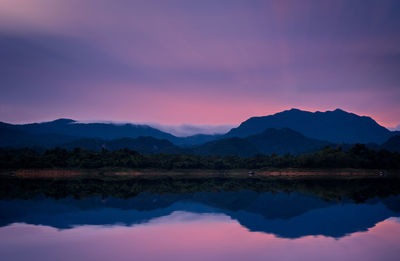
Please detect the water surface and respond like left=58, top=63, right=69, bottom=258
left=1, top=191, right=399, bottom=261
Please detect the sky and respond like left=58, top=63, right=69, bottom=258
left=0, top=0, right=399, bottom=129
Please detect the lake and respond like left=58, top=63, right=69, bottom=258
left=1, top=190, right=399, bottom=261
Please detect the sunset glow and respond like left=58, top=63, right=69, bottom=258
left=1, top=0, right=399, bottom=127
left=1, top=214, right=399, bottom=261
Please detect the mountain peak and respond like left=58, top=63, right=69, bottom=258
left=226, top=108, right=391, bottom=144
left=288, top=108, right=302, bottom=112
left=333, top=108, right=345, bottom=112
left=45, top=118, right=76, bottom=125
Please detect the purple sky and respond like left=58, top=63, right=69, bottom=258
left=1, top=0, right=399, bottom=127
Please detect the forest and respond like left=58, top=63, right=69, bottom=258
left=1, top=143, right=399, bottom=170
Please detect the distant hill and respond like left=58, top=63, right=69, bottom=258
left=381, top=135, right=400, bottom=152
left=0, top=119, right=219, bottom=146
left=192, top=137, right=259, bottom=157
left=0, top=125, right=330, bottom=156
left=247, top=128, right=332, bottom=155
left=193, top=128, right=331, bottom=156
left=7, top=119, right=178, bottom=141
left=1, top=109, right=397, bottom=154
left=225, top=108, right=393, bottom=144
left=173, top=133, right=221, bottom=146
left=0, top=123, right=77, bottom=149
left=60, top=136, right=181, bottom=154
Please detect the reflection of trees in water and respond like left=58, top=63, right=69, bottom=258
left=1, top=176, right=399, bottom=203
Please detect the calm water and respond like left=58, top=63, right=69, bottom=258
left=0, top=191, right=399, bottom=261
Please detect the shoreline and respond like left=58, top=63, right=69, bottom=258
left=1, top=168, right=399, bottom=201
left=1, top=168, right=396, bottom=180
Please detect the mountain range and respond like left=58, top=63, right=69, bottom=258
left=226, top=108, right=393, bottom=144
left=192, top=128, right=332, bottom=156
left=1, top=108, right=399, bottom=155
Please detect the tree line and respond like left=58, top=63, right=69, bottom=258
left=0, top=144, right=399, bottom=170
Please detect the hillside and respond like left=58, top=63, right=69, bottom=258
left=60, top=136, right=181, bottom=154
left=0, top=119, right=218, bottom=147
left=6, top=119, right=177, bottom=141
left=381, top=135, right=400, bottom=152
left=193, top=128, right=331, bottom=156
left=225, top=109, right=392, bottom=144
left=1, top=109, right=398, bottom=155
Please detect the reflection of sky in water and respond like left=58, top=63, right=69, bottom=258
left=0, top=193, right=399, bottom=261
left=390, top=217, right=400, bottom=223
left=145, top=210, right=233, bottom=225
left=0, top=213, right=399, bottom=261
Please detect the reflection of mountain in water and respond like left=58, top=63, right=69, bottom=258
left=0, top=192, right=399, bottom=239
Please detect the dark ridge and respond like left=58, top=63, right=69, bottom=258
left=225, top=108, right=392, bottom=144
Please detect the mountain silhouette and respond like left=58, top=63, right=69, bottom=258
left=193, top=137, right=259, bottom=156
left=381, top=135, right=400, bottom=152
left=0, top=124, right=330, bottom=155
left=0, top=119, right=220, bottom=147
left=61, top=136, right=182, bottom=154
left=194, top=128, right=331, bottom=156
left=225, top=108, right=392, bottom=144
left=0, top=122, right=78, bottom=148
left=0, top=109, right=398, bottom=154
left=8, top=119, right=177, bottom=140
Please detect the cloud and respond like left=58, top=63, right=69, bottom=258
left=388, top=124, right=400, bottom=131
left=148, top=123, right=236, bottom=137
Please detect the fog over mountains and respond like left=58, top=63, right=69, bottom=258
left=1, top=109, right=399, bottom=155
left=148, top=123, right=235, bottom=137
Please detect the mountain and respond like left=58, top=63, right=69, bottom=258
left=247, top=128, right=331, bottom=155
left=0, top=123, right=78, bottom=149
left=60, top=136, right=181, bottom=154
left=173, top=134, right=221, bottom=146
left=381, top=135, right=400, bottom=152
left=1, top=126, right=328, bottom=156
left=193, top=128, right=331, bottom=156
left=225, top=108, right=393, bottom=144
left=0, top=119, right=220, bottom=146
left=7, top=119, right=178, bottom=140
left=192, top=137, right=259, bottom=157
left=0, top=109, right=397, bottom=153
